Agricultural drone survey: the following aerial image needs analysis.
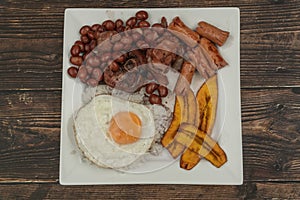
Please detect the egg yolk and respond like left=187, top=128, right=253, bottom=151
left=108, top=112, right=142, bottom=145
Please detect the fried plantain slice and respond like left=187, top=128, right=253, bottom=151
left=178, top=123, right=227, bottom=168
left=161, top=95, right=184, bottom=148
left=165, top=89, right=199, bottom=158
left=180, top=75, right=218, bottom=170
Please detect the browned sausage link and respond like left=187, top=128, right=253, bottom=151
left=180, top=61, right=195, bottom=84
left=196, top=21, right=229, bottom=47
left=168, top=17, right=199, bottom=47
left=200, top=37, right=228, bottom=69
left=174, top=61, right=195, bottom=95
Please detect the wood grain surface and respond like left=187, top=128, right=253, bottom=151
left=0, top=0, right=299, bottom=199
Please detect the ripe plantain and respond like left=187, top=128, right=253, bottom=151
left=180, top=75, right=220, bottom=170
left=178, top=123, right=227, bottom=168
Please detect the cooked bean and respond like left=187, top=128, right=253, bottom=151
left=70, top=56, right=83, bottom=66
left=85, top=65, right=93, bottom=74
left=149, top=94, right=162, bottom=105
left=70, top=45, right=80, bottom=56
left=136, top=40, right=149, bottom=49
left=102, top=20, right=115, bottom=31
left=89, top=39, right=97, bottom=50
left=116, top=26, right=125, bottom=33
left=158, top=85, right=168, bottom=97
left=138, top=20, right=150, bottom=28
left=126, top=17, right=137, bottom=28
left=109, top=61, right=120, bottom=72
left=77, top=66, right=88, bottom=81
left=132, top=32, right=142, bottom=41
left=80, top=25, right=91, bottom=35
left=135, top=10, right=148, bottom=20
left=84, top=43, right=91, bottom=53
left=67, top=66, right=78, bottom=78
left=115, top=19, right=124, bottom=28
left=121, top=36, right=133, bottom=45
left=123, top=43, right=132, bottom=51
left=161, top=17, right=168, bottom=28
left=113, top=42, right=124, bottom=52
left=101, top=52, right=111, bottom=62
left=87, top=78, right=98, bottom=87
left=81, top=35, right=90, bottom=44
left=87, top=55, right=101, bottom=67
left=152, top=23, right=163, bottom=28
left=146, top=83, right=158, bottom=94
left=97, top=26, right=105, bottom=33
left=82, top=53, right=88, bottom=61
left=94, top=31, right=102, bottom=39
left=87, top=31, right=95, bottom=40
left=91, top=24, right=101, bottom=31
left=74, top=40, right=85, bottom=52
left=92, top=68, right=103, bottom=81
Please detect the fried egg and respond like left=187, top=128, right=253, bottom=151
left=73, top=95, right=155, bottom=169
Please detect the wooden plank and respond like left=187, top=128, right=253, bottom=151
left=0, top=88, right=299, bottom=181
left=0, top=38, right=62, bottom=90
left=0, top=182, right=299, bottom=199
left=0, top=1, right=299, bottom=90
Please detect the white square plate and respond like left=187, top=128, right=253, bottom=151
left=60, top=8, right=242, bottom=185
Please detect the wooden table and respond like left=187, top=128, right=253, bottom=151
left=1, top=0, right=299, bottom=199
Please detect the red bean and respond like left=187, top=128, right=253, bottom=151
left=82, top=53, right=88, bottom=61
left=138, top=20, right=150, bottom=28
left=84, top=43, right=91, bottom=52
left=89, top=39, right=97, bottom=50
left=87, top=78, right=98, bottom=87
left=157, top=85, right=168, bottom=97
left=113, top=42, right=124, bottom=52
left=94, top=31, right=102, bottom=39
left=132, top=32, right=142, bottom=41
left=70, top=45, right=80, bottom=56
left=91, top=24, right=101, bottom=31
left=78, top=66, right=88, bottom=81
left=161, top=17, right=168, bottom=28
left=136, top=40, right=149, bottom=49
left=67, top=66, right=78, bottom=78
left=81, top=35, right=90, bottom=44
left=87, top=56, right=101, bottom=67
left=87, top=31, right=95, bottom=40
left=85, top=65, right=93, bottom=74
left=102, top=20, right=115, bottom=31
left=149, top=94, right=162, bottom=105
left=146, top=83, right=158, bottom=94
left=74, top=40, right=85, bottom=52
left=126, top=17, right=137, bottom=28
left=92, top=68, right=103, bottom=81
left=152, top=23, right=163, bottom=28
left=101, top=52, right=111, bottom=62
left=70, top=56, right=83, bottom=66
left=121, top=36, right=133, bottom=45
left=135, top=10, right=148, bottom=20
left=80, top=25, right=91, bottom=35
left=115, top=19, right=124, bottom=28
left=109, top=61, right=120, bottom=72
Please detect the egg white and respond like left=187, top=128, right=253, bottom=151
left=73, top=95, right=155, bottom=169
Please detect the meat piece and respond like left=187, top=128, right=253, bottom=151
left=196, top=21, right=229, bottom=46
left=172, top=56, right=184, bottom=71
left=188, top=45, right=218, bottom=79
left=168, top=17, right=199, bottom=47
left=103, top=67, right=124, bottom=88
left=200, top=37, right=228, bottom=69
left=175, top=61, right=195, bottom=95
